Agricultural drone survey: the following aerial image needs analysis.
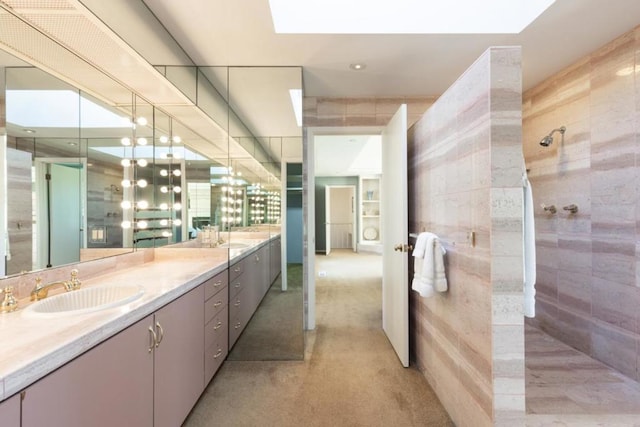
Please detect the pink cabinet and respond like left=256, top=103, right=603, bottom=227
left=270, top=236, right=282, bottom=284
left=0, top=393, right=20, bottom=427
left=22, top=284, right=206, bottom=427
left=154, top=285, right=204, bottom=427
left=22, top=314, right=155, bottom=427
left=204, top=271, right=229, bottom=385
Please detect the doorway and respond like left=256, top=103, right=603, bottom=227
left=34, top=158, right=87, bottom=269
left=324, top=185, right=356, bottom=255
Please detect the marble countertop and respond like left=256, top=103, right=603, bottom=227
left=0, top=234, right=279, bottom=402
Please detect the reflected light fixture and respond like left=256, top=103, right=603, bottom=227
left=349, top=63, right=366, bottom=71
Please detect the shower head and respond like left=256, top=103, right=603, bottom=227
left=539, top=126, right=566, bottom=147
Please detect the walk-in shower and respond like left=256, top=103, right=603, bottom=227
left=539, top=126, right=566, bottom=146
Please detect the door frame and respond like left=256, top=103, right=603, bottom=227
left=305, top=126, right=383, bottom=331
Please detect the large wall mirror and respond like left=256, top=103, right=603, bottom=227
left=1, top=52, right=304, bottom=359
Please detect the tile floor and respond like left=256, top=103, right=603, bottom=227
left=526, top=325, right=640, bottom=426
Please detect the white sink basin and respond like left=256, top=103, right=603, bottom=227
left=218, top=242, right=250, bottom=249
left=23, top=285, right=144, bottom=317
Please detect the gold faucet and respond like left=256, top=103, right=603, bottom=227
left=1, top=287, right=18, bottom=313
left=30, top=269, right=82, bottom=301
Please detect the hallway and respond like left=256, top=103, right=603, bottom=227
left=184, top=249, right=452, bottom=426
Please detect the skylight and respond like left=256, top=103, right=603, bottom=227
left=269, top=0, right=555, bottom=34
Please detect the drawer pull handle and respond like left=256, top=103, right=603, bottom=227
left=148, top=326, right=157, bottom=353
left=155, top=322, right=164, bottom=348
left=234, top=300, right=241, bottom=307
left=214, top=301, right=222, bottom=307
left=235, top=322, right=241, bottom=329
left=255, top=255, right=260, bottom=262
left=213, top=281, right=222, bottom=287
left=213, top=348, right=223, bottom=359
left=234, top=283, right=241, bottom=288
left=213, top=321, right=223, bottom=330
left=234, top=267, right=241, bottom=272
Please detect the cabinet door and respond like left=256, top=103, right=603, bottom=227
left=22, top=315, right=154, bottom=427
left=0, top=393, right=20, bottom=427
left=154, top=285, right=205, bottom=427
left=270, top=237, right=281, bottom=284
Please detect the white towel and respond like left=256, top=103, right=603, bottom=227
left=412, top=232, right=447, bottom=297
left=523, top=174, right=536, bottom=318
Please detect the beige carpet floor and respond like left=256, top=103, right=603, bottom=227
left=184, top=249, right=453, bottom=427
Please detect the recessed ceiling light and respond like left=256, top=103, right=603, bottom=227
left=269, top=0, right=555, bottom=34
left=67, top=142, right=77, bottom=146
left=23, top=129, right=35, bottom=134
left=349, top=63, right=366, bottom=71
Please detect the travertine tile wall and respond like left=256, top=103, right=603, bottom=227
left=523, top=26, right=640, bottom=382
left=408, top=47, right=524, bottom=427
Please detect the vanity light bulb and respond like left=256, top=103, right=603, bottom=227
left=121, top=179, right=132, bottom=188
left=136, top=159, right=148, bottom=167
left=235, top=216, right=241, bottom=223
left=136, top=137, right=148, bottom=146
left=173, top=219, right=182, bottom=226
left=221, top=216, right=228, bottom=223
left=137, top=179, right=148, bottom=188
left=228, top=198, right=235, bottom=204
left=172, top=169, right=182, bottom=177
left=160, top=219, right=169, bottom=226
left=121, top=220, right=132, bottom=229
left=121, top=137, right=131, bottom=146
left=221, top=197, right=228, bottom=202
left=173, top=186, right=182, bottom=193
left=160, top=186, right=168, bottom=193
left=162, top=231, right=172, bottom=238
left=221, top=187, right=228, bottom=192
left=136, top=117, right=148, bottom=126
left=121, top=159, right=131, bottom=167
left=172, top=135, right=182, bottom=143
left=137, top=200, right=149, bottom=209
left=173, top=203, right=182, bottom=211
left=237, top=172, right=242, bottom=176
left=121, top=201, right=132, bottom=209
left=160, top=135, right=169, bottom=144
left=160, top=169, right=169, bottom=177
left=236, top=190, right=242, bottom=195
left=159, top=203, right=169, bottom=210
left=236, top=208, right=242, bottom=213
left=137, top=220, right=148, bottom=229
left=221, top=207, right=227, bottom=213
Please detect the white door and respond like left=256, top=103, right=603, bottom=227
left=325, top=187, right=331, bottom=255
left=381, top=105, right=409, bottom=367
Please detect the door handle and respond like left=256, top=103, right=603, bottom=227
left=393, top=244, right=413, bottom=252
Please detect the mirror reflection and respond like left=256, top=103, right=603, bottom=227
left=2, top=56, right=304, bottom=360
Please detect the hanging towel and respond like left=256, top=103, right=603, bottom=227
left=412, top=232, right=447, bottom=297
left=412, top=232, right=434, bottom=297
left=523, top=172, right=537, bottom=318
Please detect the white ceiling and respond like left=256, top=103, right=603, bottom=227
left=141, top=0, right=640, bottom=97
left=314, top=134, right=381, bottom=176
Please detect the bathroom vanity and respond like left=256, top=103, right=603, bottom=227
left=0, top=234, right=281, bottom=427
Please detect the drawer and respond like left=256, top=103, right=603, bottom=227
left=229, top=259, right=245, bottom=281
left=229, top=315, right=244, bottom=348
left=229, top=275, right=244, bottom=299
left=205, top=306, right=228, bottom=350
left=204, top=337, right=228, bottom=384
left=204, top=271, right=228, bottom=300
left=205, top=285, right=228, bottom=323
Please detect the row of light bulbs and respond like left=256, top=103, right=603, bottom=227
left=121, top=201, right=182, bottom=211
left=121, top=218, right=182, bottom=230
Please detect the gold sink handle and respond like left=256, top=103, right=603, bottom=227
left=1, top=286, right=18, bottom=313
